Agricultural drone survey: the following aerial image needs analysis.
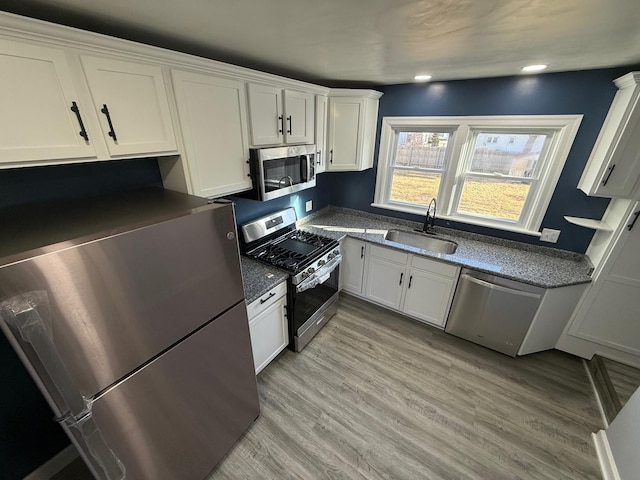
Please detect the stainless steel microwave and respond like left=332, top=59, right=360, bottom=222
left=249, top=145, right=316, bottom=201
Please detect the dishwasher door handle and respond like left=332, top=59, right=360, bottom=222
left=460, top=273, right=542, bottom=299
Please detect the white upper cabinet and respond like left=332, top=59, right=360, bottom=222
left=578, top=72, right=640, bottom=198
left=171, top=70, right=251, bottom=198
left=0, top=40, right=97, bottom=165
left=247, top=83, right=314, bottom=146
left=314, top=95, right=328, bottom=173
left=80, top=55, right=177, bottom=157
left=247, top=84, right=283, bottom=145
left=327, top=89, right=381, bottom=171
left=283, top=89, right=314, bottom=144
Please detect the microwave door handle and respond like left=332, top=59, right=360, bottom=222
left=302, top=154, right=314, bottom=182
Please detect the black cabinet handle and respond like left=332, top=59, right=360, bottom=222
left=278, top=115, right=283, bottom=134
left=627, top=210, right=640, bottom=231
left=360, top=245, right=364, bottom=259
left=70, top=102, right=89, bottom=142
left=408, top=275, right=413, bottom=289
left=100, top=104, right=118, bottom=142
left=260, top=292, right=276, bottom=304
left=399, top=272, right=403, bottom=285
left=330, top=149, right=333, bottom=164
left=287, top=115, right=292, bottom=134
left=602, top=164, right=616, bottom=186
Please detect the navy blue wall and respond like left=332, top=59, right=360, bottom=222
left=0, top=158, right=162, bottom=479
left=229, top=176, right=331, bottom=226
left=324, top=67, right=639, bottom=253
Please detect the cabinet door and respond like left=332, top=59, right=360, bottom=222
left=315, top=95, right=328, bottom=173
left=171, top=70, right=251, bottom=198
left=283, top=90, right=313, bottom=144
left=578, top=75, right=640, bottom=198
left=327, top=97, right=364, bottom=171
left=81, top=55, right=177, bottom=157
left=365, top=257, right=405, bottom=310
left=0, top=40, right=96, bottom=164
left=341, top=238, right=366, bottom=294
left=571, top=203, right=640, bottom=355
left=594, top=91, right=640, bottom=197
left=248, top=294, right=287, bottom=374
left=402, top=268, right=456, bottom=327
left=247, top=84, right=283, bottom=146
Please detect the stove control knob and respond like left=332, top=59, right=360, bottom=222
left=318, top=259, right=326, bottom=267
left=328, top=253, right=335, bottom=260
left=307, top=267, right=315, bottom=274
left=302, top=271, right=309, bottom=279
left=333, top=249, right=339, bottom=256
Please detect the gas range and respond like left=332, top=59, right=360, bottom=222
left=246, top=229, right=340, bottom=285
left=240, top=207, right=341, bottom=352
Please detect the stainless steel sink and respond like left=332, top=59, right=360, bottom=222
left=384, top=229, right=458, bottom=254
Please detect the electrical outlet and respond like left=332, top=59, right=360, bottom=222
left=540, top=228, right=561, bottom=243
left=305, top=200, right=313, bottom=212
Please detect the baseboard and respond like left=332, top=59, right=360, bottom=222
left=23, top=444, right=78, bottom=480
left=592, top=431, right=621, bottom=480
left=584, top=359, right=609, bottom=428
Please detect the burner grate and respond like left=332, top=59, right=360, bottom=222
left=246, top=229, right=338, bottom=273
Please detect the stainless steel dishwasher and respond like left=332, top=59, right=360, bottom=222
left=445, top=269, right=544, bottom=356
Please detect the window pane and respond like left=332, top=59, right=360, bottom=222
left=470, top=133, right=548, bottom=178
left=390, top=170, right=440, bottom=206
left=457, top=178, right=531, bottom=221
left=395, top=132, right=450, bottom=169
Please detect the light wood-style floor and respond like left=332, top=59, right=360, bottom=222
left=210, top=294, right=603, bottom=480
left=602, top=357, right=640, bottom=407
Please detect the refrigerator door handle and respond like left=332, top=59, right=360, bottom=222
left=0, top=291, right=90, bottom=417
left=0, top=292, right=126, bottom=480
left=61, top=413, right=126, bottom=480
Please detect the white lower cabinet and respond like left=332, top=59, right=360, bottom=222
left=402, top=257, right=458, bottom=327
left=247, top=282, right=288, bottom=374
left=358, top=242, right=460, bottom=328
left=340, top=238, right=367, bottom=295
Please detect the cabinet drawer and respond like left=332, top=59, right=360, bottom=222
left=410, top=255, right=458, bottom=278
left=369, top=244, right=408, bottom=264
left=247, top=281, right=287, bottom=320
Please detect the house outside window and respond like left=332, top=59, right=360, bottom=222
left=372, top=115, right=583, bottom=235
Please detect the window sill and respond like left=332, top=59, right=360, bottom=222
left=370, top=202, right=543, bottom=237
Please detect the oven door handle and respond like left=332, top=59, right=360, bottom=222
left=296, top=254, right=342, bottom=293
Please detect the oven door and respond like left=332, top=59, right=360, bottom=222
left=252, top=146, right=316, bottom=201
left=290, top=263, right=339, bottom=351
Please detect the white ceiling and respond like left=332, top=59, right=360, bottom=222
left=5, top=0, right=640, bottom=85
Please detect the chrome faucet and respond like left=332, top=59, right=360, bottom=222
left=423, top=198, right=437, bottom=233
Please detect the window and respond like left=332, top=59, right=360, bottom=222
left=373, top=115, right=583, bottom=235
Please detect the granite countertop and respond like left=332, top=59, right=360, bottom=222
left=298, top=206, right=594, bottom=289
left=240, top=256, right=289, bottom=304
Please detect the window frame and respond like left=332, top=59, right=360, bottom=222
left=372, top=115, right=583, bottom=236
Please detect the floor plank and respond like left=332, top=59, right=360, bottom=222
left=210, top=294, right=603, bottom=480
left=602, top=357, right=640, bottom=406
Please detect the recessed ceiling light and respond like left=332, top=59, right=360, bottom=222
left=414, top=74, right=433, bottom=82
left=522, top=64, right=547, bottom=73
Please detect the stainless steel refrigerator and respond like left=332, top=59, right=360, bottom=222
left=0, top=189, right=260, bottom=479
